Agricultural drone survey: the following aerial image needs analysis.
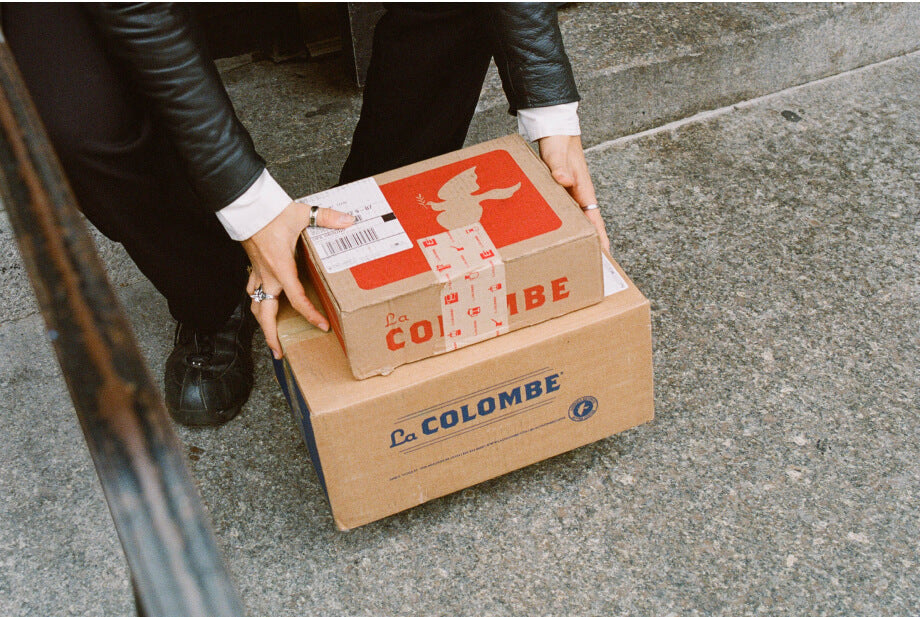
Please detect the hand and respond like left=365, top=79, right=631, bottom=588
left=241, top=202, right=354, bottom=359
left=537, top=134, right=610, bottom=253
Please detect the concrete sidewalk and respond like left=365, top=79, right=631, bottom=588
left=2, top=6, right=919, bottom=617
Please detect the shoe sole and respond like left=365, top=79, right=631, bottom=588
left=168, top=403, right=244, bottom=427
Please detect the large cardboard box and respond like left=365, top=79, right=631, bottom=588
left=299, top=135, right=603, bottom=379
left=274, top=255, right=653, bottom=530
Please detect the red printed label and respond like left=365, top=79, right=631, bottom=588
left=350, top=149, right=561, bottom=290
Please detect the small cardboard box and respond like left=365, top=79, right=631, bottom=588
left=299, top=135, right=603, bottom=379
left=274, top=255, right=653, bottom=530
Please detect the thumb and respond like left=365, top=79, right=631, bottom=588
left=315, top=207, right=356, bottom=229
left=551, top=165, right=575, bottom=189
left=538, top=135, right=575, bottom=188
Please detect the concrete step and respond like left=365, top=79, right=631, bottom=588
left=549, top=2, right=920, bottom=148
left=241, top=2, right=920, bottom=196
left=2, top=2, right=919, bottom=324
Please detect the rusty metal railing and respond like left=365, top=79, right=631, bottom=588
left=0, top=38, right=246, bottom=617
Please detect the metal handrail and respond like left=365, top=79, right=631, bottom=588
left=0, top=40, right=246, bottom=617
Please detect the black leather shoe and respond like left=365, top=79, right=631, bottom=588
left=164, top=295, right=257, bottom=426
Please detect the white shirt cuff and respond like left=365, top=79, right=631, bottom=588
left=517, top=101, right=581, bottom=142
left=216, top=169, right=292, bottom=241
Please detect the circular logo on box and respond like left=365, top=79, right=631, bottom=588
left=568, top=396, right=598, bottom=422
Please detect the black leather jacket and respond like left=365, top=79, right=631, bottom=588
left=486, top=4, right=580, bottom=113
left=83, top=3, right=579, bottom=212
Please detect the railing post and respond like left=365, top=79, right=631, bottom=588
left=0, top=37, right=247, bottom=617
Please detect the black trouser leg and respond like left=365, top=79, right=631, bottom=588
left=3, top=3, right=248, bottom=331
left=339, top=4, right=493, bottom=183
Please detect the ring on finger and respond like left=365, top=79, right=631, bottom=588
left=581, top=203, right=599, bottom=211
left=250, top=284, right=277, bottom=303
left=308, top=205, right=320, bottom=228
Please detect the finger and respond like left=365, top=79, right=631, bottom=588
left=583, top=208, right=610, bottom=253
left=556, top=136, right=598, bottom=208
left=568, top=162, right=598, bottom=209
left=272, top=258, right=329, bottom=332
left=315, top=207, right=356, bottom=229
left=246, top=268, right=260, bottom=295
left=287, top=285, right=329, bottom=332
left=255, top=298, right=282, bottom=359
left=539, top=135, right=575, bottom=188
left=549, top=162, right=575, bottom=188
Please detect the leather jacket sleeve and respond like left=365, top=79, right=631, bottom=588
left=485, top=3, right=580, bottom=114
left=83, top=3, right=265, bottom=212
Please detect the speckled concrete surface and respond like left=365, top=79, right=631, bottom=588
left=566, top=2, right=920, bottom=147
left=581, top=54, right=920, bottom=617
left=2, top=18, right=920, bottom=617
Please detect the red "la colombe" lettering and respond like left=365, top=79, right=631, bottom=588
left=385, top=276, right=570, bottom=351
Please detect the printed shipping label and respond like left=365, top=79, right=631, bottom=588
left=301, top=178, right=413, bottom=273
left=418, top=223, right=510, bottom=351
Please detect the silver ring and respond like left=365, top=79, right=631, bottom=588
left=249, top=284, right=276, bottom=303
left=581, top=203, right=599, bottom=211
left=308, top=205, right=319, bottom=228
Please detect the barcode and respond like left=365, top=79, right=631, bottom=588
left=323, top=227, right=380, bottom=256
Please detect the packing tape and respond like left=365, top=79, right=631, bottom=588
left=418, top=223, right=510, bottom=351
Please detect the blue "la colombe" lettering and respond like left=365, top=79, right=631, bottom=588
left=390, top=374, right=560, bottom=448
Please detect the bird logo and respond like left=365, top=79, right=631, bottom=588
left=418, top=166, right=521, bottom=230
